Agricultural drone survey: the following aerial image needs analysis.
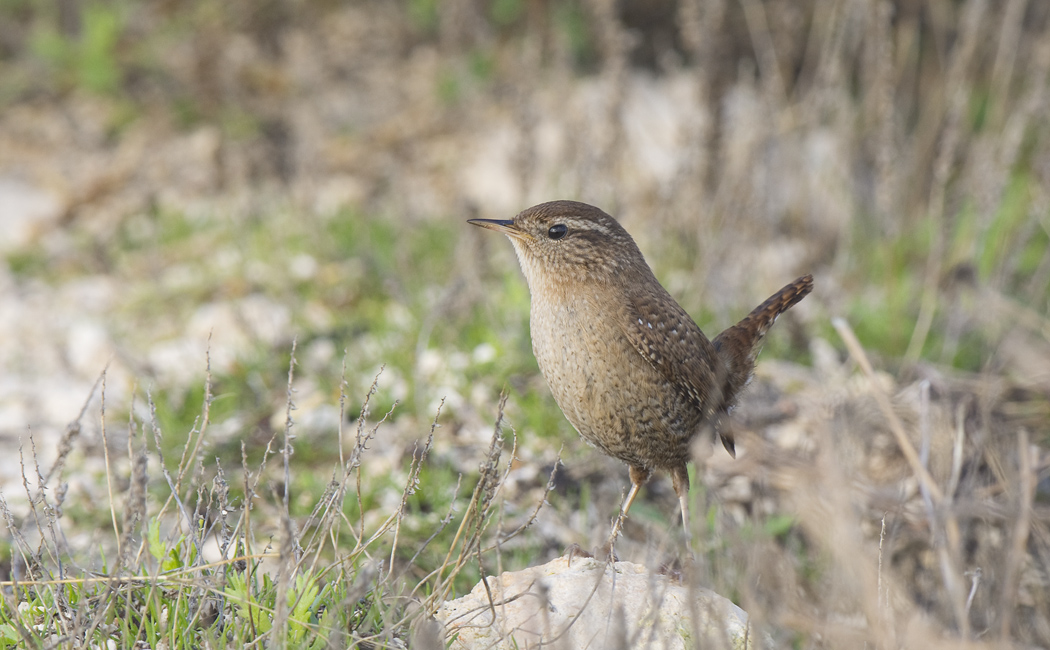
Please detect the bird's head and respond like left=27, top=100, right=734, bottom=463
left=468, top=201, right=645, bottom=289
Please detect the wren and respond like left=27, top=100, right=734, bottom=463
left=470, top=201, right=813, bottom=534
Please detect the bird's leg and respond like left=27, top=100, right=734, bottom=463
left=622, top=466, right=651, bottom=516
left=670, top=464, right=691, bottom=539
left=607, top=466, right=651, bottom=549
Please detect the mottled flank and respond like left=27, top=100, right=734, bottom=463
left=470, top=201, right=813, bottom=528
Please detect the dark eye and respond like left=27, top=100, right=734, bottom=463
left=548, top=224, right=568, bottom=240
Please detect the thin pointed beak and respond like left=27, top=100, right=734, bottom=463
left=468, top=218, right=532, bottom=241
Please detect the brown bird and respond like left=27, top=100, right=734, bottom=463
left=469, top=200, right=813, bottom=534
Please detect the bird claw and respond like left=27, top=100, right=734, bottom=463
left=596, top=539, right=619, bottom=563
left=564, top=543, right=592, bottom=566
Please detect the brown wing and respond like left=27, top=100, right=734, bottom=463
left=618, top=287, right=733, bottom=453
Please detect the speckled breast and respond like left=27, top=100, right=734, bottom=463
left=529, top=288, right=703, bottom=470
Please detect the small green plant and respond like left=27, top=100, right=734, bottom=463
left=553, top=1, right=597, bottom=70
left=31, top=3, right=125, bottom=94
left=490, top=0, right=524, bottom=27
left=4, top=247, right=48, bottom=278
left=0, top=346, right=548, bottom=648
left=406, top=0, right=438, bottom=33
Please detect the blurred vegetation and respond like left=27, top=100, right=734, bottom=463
left=0, top=0, right=1045, bottom=371
left=0, top=0, right=1048, bottom=647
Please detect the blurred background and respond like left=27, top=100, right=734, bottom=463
left=0, top=0, right=1048, bottom=645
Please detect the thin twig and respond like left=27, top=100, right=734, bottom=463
left=998, top=429, right=1035, bottom=639
left=98, top=371, right=122, bottom=560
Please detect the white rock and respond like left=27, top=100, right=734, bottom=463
left=0, top=176, right=63, bottom=253
left=471, top=343, right=497, bottom=365
left=436, top=555, right=754, bottom=649
left=237, top=294, right=291, bottom=345
left=65, top=321, right=113, bottom=377
left=289, top=253, right=318, bottom=280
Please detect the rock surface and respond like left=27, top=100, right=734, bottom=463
left=436, top=555, right=753, bottom=650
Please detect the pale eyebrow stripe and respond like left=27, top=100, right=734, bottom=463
left=565, top=219, right=611, bottom=235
